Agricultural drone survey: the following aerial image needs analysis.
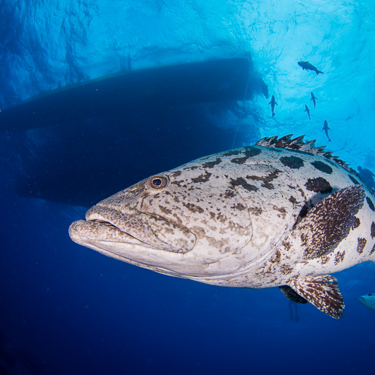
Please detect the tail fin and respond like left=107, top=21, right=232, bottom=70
left=316, top=70, right=324, bottom=75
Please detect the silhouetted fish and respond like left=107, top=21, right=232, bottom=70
left=304, top=105, right=311, bottom=119
left=323, top=120, right=331, bottom=141
left=269, top=95, right=277, bottom=116
left=310, top=92, right=318, bottom=108
left=298, top=61, right=324, bottom=75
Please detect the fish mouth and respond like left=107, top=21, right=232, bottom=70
left=69, top=205, right=196, bottom=254
left=358, top=296, right=366, bottom=305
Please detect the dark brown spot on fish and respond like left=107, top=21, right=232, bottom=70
left=249, top=207, right=262, bottom=216
left=231, top=157, right=247, bottom=164
left=192, top=171, right=212, bottom=183
left=224, top=189, right=236, bottom=198
left=246, top=170, right=280, bottom=190
left=191, top=226, right=206, bottom=238
left=289, top=196, right=298, bottom=205
left=271, top=250, right=281, bottom=263
left=348, top=175, right=360, bottom=185
left=202, top=158, right=222, bottom=168
left=279, top=264, right=293, bottom=275
left=231, top=203, right=247, bottom=211
left=305, top=177, right=333, bottom=194
left=273, top=206, right=287, bottom=219
left=243, top=146, right=262, bottom=157
left=217, top=212, right=227, bottom=223
left=320, top=256, right=330, bottom=265
left=223, top=149, right=242, bottom=157
left=282, top=241, right=292, bottom=251
left=366, top=196, right=375, bottom=212
left=370, top=244, right=375, bottom=256
left=159, top=205, right=172, bottom=215
left=182, top=202, right=204, bottom=214
left=371, top=222, right=375, bottom=239
left=352, top=216, right=360, bottom=230
left=171, top=179, right=185, bottom=187
left=334, top=251, right=345, bottom=265
left=311, top=161, right=333, bottom=174
left=173, top=196, right=180, bottom=203
left=170, top=170, right=182, bottom=177
left=230, top=177, right=258, bottom=192
left=262, top=182, right=274, bottom=190
left=280, top=156, right=304, bottom=169
left=357, top=237, right=367, bottom=254
left=229, top=147, right=262, bottom=164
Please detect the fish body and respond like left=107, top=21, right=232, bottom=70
left=323, top=120, right=331, bottom=141
left=298, top=61, right=324, bottom=75
left=359, top=293, right=375, bottom=311
left=268, top=95, right=277, bottom=116
left=304, top=105, right=311, bottom=119
left=69, top=135, right=375, bottom=319
left=310, top=92, right=318, bottom=108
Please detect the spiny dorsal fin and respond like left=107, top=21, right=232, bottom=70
left=289, top=275, right=344, bottom=319
left=294, top=185, right=365, bottom=259
left=256, top=134, right=352, bottom=171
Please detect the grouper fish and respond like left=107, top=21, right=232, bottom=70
left=69, top=135, right=375, bottom=319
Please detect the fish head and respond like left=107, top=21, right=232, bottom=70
left=359, top=293, right=375, bottom=311
left=69, top=155, right=253, bottom=278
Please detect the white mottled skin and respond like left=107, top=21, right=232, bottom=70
left=69, top=139, right=375, bottom=317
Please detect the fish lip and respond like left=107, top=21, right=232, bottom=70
left=88, top=218, right=122, bottom=232
left=69, top=218, right=148, bottom=247
left=83, top=209, right=154, bottom=246
left=82, top=205, right=196, bottom=253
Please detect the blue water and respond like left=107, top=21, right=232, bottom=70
left=1, top=1, right=375, bottom=374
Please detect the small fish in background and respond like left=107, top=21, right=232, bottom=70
left=268, top=95, right=277, bottom=116
left=359, top=293, right=375, bottom=311
left=310, top=92, right=318, bottom=108
left=298, top=61, right=324, bottom=75
left=304, top=104, right=311, bottom=119
left=323, top=120, right=331, bottom=141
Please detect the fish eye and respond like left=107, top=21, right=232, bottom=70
left=149, top=176, right=168, bottom=190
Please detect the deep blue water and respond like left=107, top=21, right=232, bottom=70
left=1, top=1, right=375, bottom=374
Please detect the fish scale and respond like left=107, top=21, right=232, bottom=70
left=69, top=135, right=375, bottom=319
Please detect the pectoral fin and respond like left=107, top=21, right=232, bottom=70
left=279, top=285, right=308, bottom=304
left=294, top=185, right=365, bottom=260
left=289, top=275, right=344, bottom=319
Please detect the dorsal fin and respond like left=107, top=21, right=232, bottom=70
left=256, top=134, right=352, bottom=171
